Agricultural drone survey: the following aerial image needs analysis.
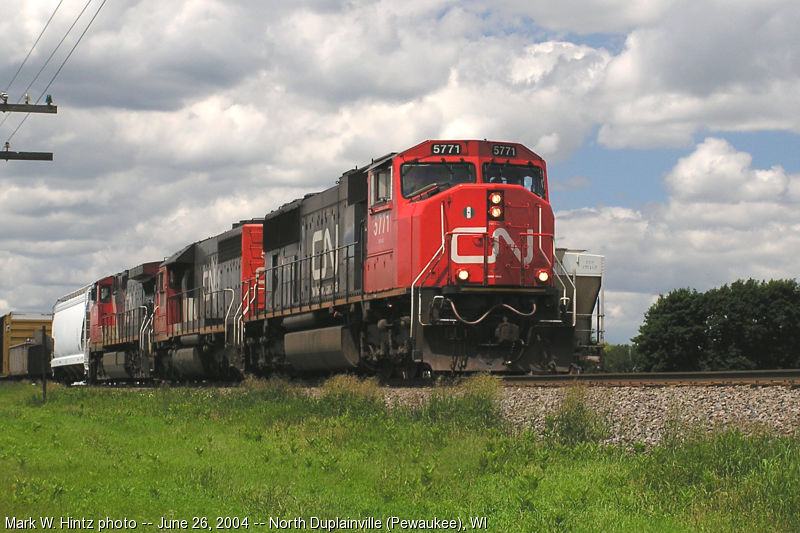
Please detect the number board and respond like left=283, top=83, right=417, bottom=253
left=492, top=144, right=517, bottom=157
left=431, top=143, right=462, bottom=155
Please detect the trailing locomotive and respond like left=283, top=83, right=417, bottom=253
left=51, top=139, right=604, bottom=382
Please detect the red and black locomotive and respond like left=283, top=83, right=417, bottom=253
left=60, top=140, right=601, bottom=382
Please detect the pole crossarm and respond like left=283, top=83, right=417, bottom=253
left=1, top=151, right=54, bottom=161
left=0, top=103, right=58, bottom=114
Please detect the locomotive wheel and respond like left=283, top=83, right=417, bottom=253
left=568, top=364, right=583, bottom=375
left=376, top=360, right=394, bottom=381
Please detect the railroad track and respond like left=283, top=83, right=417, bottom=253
left=501, top=369, right=800, bottom=387
left=10, top=370, right=798, bottom=389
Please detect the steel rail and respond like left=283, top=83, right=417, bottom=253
left=501, top=369, right=800, bottom=387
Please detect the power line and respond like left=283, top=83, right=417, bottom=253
left=37, top=0, right=109, bottom=106
left=4, top=0, right=65, bottom=93
left=0, top=0, right=92, bottom=132
left=17, top=0, right=94, bottom=105
left=5, top=0, right=107, bottom=144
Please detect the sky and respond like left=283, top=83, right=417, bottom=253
left=1, top=0, right=799, bottom=344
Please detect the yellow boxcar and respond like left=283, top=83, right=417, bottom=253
left=1, top=312, right=53, bottom=377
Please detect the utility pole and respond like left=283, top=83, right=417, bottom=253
left=0, top=92, right=57, bottom=161
left=41, top=325, right=48, bottom=403
left=34, top=326, right=49, bottom=403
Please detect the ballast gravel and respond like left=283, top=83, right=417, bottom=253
left=382, top=386, right=800, bottom=446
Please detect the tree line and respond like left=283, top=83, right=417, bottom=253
left=604, top=279, right=800, bottom=372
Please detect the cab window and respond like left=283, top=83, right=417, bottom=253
left=401, top=162, right=476, bottom=199
left=371, top=167, right=391, bottom=205
left=482, top=163, right=545, bottom=198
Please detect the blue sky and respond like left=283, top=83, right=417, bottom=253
left=552, top=130, right=800, bottom=210
left=1, top=0, right=799, bottom=344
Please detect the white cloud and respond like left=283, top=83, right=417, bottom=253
left=598, top=0, right=800, bottom=147
left=665, top=137, right=790, bottom=202
left=602, top=290, right=659, bottom=342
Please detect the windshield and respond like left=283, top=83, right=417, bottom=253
left=401, top=162, right=476, bottom=198
left=482, top=163, right=545, bottom=198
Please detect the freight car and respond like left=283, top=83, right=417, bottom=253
left=51, top=286, right=92, bottom=383
left=52, top=139, right=604, bottom=383
left=0, top=311, right=52, bottom=378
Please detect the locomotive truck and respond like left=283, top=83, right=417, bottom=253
left=51, top=139, right=604, bottom=382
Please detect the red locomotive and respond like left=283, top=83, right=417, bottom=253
left=52, top=139, right=604, bottom=382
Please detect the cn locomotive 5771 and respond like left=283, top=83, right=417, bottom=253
left=50, top=140, right=604, bottom=382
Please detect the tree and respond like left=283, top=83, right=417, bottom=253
left=600, top=344, right=643, bottom=373
left=705, top=279, right=800, bottom=369
left=633, top=288, right=708, bottom=371
left=634, top=280, right=800, bottom=371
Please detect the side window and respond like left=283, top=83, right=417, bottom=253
left=100, top=286, right=111, bottom=303
left=371, top=166, right=392, bottom=205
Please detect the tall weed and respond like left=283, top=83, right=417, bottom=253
left=659, top=401, right=705, bottom=448
left=544, top=384, right=609, bottom=446
left=318, top=375, right=384, bottom=416
left=241, top=375, right=302, bottom=401
left=415, top=374, right=503, bottom=430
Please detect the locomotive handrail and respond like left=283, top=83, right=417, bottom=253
left=415, top=248, right=448, bottom=329
left=411, top=202, right=446, bottom=339
left=238, top=272, right=260, bottom=345
left=149, top=304, right=159, bottom=347
left=253, top=267, right=266, bottom=316
left=223, top=288, right=235, bottom=344
left=260, top=242, right=358, bottom=315
left=137, top=306, right=149, bottom=353
left=100, top=306, right=148, bottom=346
left=232, top=294, right=245, bottom=346
left=164, top=287, right=234, bottom=337
left=552, top=252, right=577, bottom=327
left=539, top=205, right=551, bottom=267
left=442, top=228, right=483, bottom=286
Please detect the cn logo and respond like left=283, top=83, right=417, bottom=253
left=450, top=226, right=535, bottom=265
left=312, top=224, right=339, bottom=280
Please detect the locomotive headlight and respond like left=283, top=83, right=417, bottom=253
left=456, top=268, right=470, bottom=281
left=536, top=270, right=550, bottom=283
left=487, top=191, right=504, bottom=220
left=488, top=205, right=503, bottom=219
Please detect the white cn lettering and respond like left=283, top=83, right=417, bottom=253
left=450, top=227, right=535, bottom=265
left=312, top=225, right=338, bottom=281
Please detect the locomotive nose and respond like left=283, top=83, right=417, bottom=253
left=445, top=185, right=554, bottom=287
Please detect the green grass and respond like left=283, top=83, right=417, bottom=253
left=1, top=378, right=798, bottom=532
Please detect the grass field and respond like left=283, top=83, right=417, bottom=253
left=2, top=376, right=799, bottom=532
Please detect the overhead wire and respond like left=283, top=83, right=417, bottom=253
left=0, top=0, right=93, bottom=132
left=4, top=0, right=65, bottom=93
left=3, top=0, right=108, bottom=144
